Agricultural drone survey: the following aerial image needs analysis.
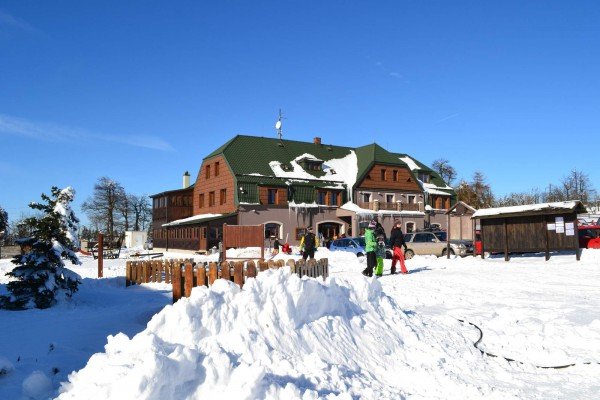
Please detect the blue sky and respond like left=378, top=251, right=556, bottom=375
left=1, top=1, right=599, bottom=225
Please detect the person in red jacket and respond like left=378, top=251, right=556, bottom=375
left=389, top=219, right=409, bottom=274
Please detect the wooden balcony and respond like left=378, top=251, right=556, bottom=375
left=356, top=201, right=421, bottom=212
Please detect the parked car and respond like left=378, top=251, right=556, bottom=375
left=330, top=237, right=392, bottom=258
left=403, top=231, right=469, bottom=259
left=579, top=225, right=600, bottom=249
left=430, top=230, right=474, bottom=255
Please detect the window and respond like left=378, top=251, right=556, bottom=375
left=393, top=170, right=398, bottom=181
left=418, top=172, right=430, bottom=183
left=206, top=164, right=211, bottom=179
left=406, top=222, right=415, bottom=233
left=330, top=191, right=339, bottom=206
left=215, top=162, right=220, bottom=176
left=209, top=191, right=215, bottom=207
left=199, top=193, right=205, bottom=208
left=362, top=193, right=371, bottom=203
left=408, top=195, right=416, bottom=204
left=413, top=233, right=430, bottom=243
left=201, top=227, right=207, bottom=239
left=220, top=189, right=227, bottom=205
left=317, top=191, right=327, bottom=205
left=380, top=169, right=387, bottom=181
left=404, top=233, right=414, bottom=242
left=386, top=194, right=394, bottom=203
left=265, top=223, right=281, bottom=238
left=267, top=189, right=277, bottom=205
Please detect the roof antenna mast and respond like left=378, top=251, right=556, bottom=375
left=275, top=109, right=285, bottom=145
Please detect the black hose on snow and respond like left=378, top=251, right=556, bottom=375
left=456, top=319, right=598, bottom=370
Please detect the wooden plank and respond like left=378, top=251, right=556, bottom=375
left=157, top=262, right=163, bottom=283
left=246, top=261, right=257, bottom=280
left=233, top=262, right=244, bottom=287
left=125, top=262, right=131, bottom=287
left=208, top=262, right=218, bottom=286
left=276, top=260, right=284, bottom=268
left=165, top=260, right=171, bottom=284
left=296, top=259, right=305, bottom=277
left=172, top=263, right=182, bottom=303
left=286, top=259, right=296, bottom=273
left=503, top=218, right=509, bottom=262
left=258, top=261, right=269, bottom=271
left=184, top=262, right=194, bottom=297
left=221, top=261, right=232, bottom=281
left=544, top=215, right=550, bottom=261
left=197, top=263, right=207, bottom=287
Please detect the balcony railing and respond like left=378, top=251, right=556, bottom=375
left=357, top=201, right=421, bottom=212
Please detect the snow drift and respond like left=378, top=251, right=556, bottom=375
left=57, top=268, right=514, bottom=399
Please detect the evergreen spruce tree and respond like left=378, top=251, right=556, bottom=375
left=1, top=187, right=82, bottom=310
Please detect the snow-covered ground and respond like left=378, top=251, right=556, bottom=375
left=1, top=249, right=599, bottom=399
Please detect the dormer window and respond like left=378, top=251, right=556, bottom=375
left=280, top=163, right=292, bottom=171
left=299, top=157, right=323, bottom=171
left=418, top=172, right=430, bottom=183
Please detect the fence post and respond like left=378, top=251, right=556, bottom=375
left=221, top=261, right=231, bottom=281
left=246, top=261, right=257, bottom=281
left=233, top=262, right=244, bottom=288
left=125, top=262, right=131, bottom=286
left=97, top=233, right=104, bottom=278
left=258, top=261, right=269, bottom=271
left=157, top=261, right=163, bottom=283
left=172, top=263, right=183, bottom=303
left=286, top=259, right=296, bottom=273
left=165, top=260, right=172, bottom=284
left=184, top=262, right=194, bottom=297
left=208, top=262, right=218, bottom=286
left=136, top=262, right=143, bottom=284
left=197, top=263, right=207, bottom=287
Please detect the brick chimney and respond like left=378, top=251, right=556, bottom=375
left=313, top=137, right=321, bottom=145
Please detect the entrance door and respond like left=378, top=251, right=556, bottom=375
left=318, top=222, right=342, bottom=248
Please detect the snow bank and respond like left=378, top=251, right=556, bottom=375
left=57, top=268, right=505, bottom=399
left=22, top=371, right=53, bottom=400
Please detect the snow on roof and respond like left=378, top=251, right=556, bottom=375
left=294, top=153, right=323, bottom=162
left=425, top=188, right=453, bottom=196
left=266, top=151, right=358, bottom=199
left=399, top=156, right=420, bottom=171
left=340, top=202, right=425, bottom=216
left=472, top=201, right=582, bottom=218
left=162, top=213, right=224, bottom=227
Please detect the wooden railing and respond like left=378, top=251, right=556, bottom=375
left=356, top=201, right=421, bottom=212
left=125, top=258, right=329, bottom=303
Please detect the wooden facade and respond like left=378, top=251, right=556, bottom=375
left=194, top=155, right=237, bottom=215
left=357, top=163, right=421, bottom=192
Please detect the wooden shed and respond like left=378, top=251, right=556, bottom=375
left=472, top=201, right=587, bottom=261
left=446, top=201, right=477, bottom=240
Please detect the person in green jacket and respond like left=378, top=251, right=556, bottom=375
left=362, top=220, right=378, bottom=277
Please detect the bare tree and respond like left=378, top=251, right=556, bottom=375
left=129, top=194, right=151, bottom=231
left=81, top=177, right=127, bottom=242
left=561, top=169, right=596, bottom=203
left=432, top=158, right=457, bottom=186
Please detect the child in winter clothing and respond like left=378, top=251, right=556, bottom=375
left=374, top=221, right=387, bottom=277
left=389, top=219, right=409, bottom=274
left=362, top=220, right=378, bottom=277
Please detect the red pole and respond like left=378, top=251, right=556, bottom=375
left=98, top=233, right=104, bottom=278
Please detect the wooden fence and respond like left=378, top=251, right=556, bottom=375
left=125, top=258, right=329, bottom=303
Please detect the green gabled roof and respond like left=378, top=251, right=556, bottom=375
left=354, top=143, right=410, bottom=185
left=206, top=135, right=353, bottom=177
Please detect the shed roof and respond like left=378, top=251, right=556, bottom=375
left=472, top=201, right=586, bottom=219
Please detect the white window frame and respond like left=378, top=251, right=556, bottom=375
left=405, top=221, right=416, bottom=233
